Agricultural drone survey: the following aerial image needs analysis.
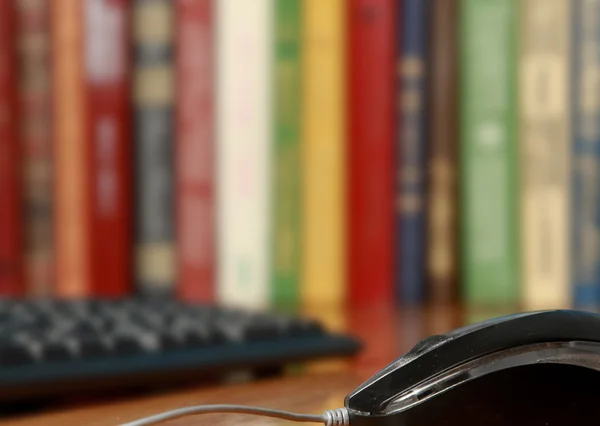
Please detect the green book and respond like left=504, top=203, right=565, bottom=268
left=460, top=0, right=519, bottom=305
left=271, top=0, right=302, bottom=308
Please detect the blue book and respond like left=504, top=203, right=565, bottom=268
left=397, top=0, right=429, bottom=304
left=571, top=0, right=600, bottom=309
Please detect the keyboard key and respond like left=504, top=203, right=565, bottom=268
left=78, top=336, right=111, bottom=358
left=245, top=316, right=283, bottom=340
left=157, top=332, right=183, bottom=349
left=0, top=342, right=36, bottom=366
left=290, top=318, right=324, bottom=336
left=43, top=341, right=73, bottom=362
left=214, top=319, right=245, bottom=342
left=110, top=335, right=144, bottom=356
left=173, top=328, right=212, bottom=347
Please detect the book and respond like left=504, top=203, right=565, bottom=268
left=519, top=0, right=571, bottom=310
left=460, top=0, right=519, bottom=306
left=52, top=0, right=90, bottom=297
left=85, top=0, right=132, bottom=297
left=397, top=0, right=428, bottom=305
left=272, top=0, right=302, bottom=309
left=426, top=0, right=459, bottom=304
left=216, top=0, right=273, bottom=309
left=302, top=0, right=346, bottom=307
left=347, top=0, right=396, bottom=305
left=133, top=0, right=175, bottom=296
left=0, top=0, right=22, bottom=296
left=16, top=0, right=53, bottom=297
left=176, top=0, right=214, bottom=303
left=571, top=0, right=600, bottom=309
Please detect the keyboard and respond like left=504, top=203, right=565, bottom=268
left=0, top=298, right=361, bottom=401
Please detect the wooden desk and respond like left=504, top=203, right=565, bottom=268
left=1, top=304, right=514, bottom=426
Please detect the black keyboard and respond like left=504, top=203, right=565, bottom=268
left=0, top=298, right=361, bottom=401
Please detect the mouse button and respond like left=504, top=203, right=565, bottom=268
left=364, top=335, right=450, bottom=381
left=346, top=333, right=471, bottom=411
left=405, top=334, right=447, bottom=357
left=444, top=311, right=541, bottom=339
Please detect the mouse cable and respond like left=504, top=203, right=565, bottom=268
left=119, top=404, right=350, bottom=426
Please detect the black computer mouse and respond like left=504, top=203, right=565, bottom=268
left=344, top=309, right=600, bottom=426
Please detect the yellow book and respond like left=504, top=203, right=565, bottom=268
left=301, top=0, right=346, bottom=307
left=519, top=0, right=571, bottom=309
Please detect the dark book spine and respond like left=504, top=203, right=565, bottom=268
left=571, top=0, right=600, bottom=308
left=0, top=0, right=22, bottom=296
left=16, top=0, right=53, bottom=296
left=347, top=0, right=396, bottom=305
left=133, top=0, right=175, bottom=295
left=85, top=0, right=132, bottom=297
left=426, top=0, right=459, bottom=304
left=397, top=0, right=428, bottom=305
left=176, top=0, right=214, bottom=303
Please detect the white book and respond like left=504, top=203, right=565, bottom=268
left=216, top=0, right=273, bottom=309
left=519, top=0, right=571, bottom=309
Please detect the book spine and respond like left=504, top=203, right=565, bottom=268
left=519, top=0, right=571, bottom=309
left=347, top=0, right=396, bottom=305
left=84, top=0, right=132, bottom=297
left=16, top=0, right=53, bottom=297
left=0, top=0, right=22, bottom=296
left=397, top=0, right=428, bottom=305
left=52, top=0, right=90, bottom=297
left=272, top=0, right=302, bottom=308
left=133, top=0, right=175, bottom=295
left=216, top=0, right=272, bottom=309
left=176, top=0, right=214, bottom=303
left=426, top=0, right=459, bottom=304
left=460, top=0, right=519, bottom=305
left=571, top=0, right=600, bottom=308
left=301, top=0, right=346, bottom=307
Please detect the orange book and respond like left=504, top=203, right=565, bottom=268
left=52, top=0, right=90, bottom=297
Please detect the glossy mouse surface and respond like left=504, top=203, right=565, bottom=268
left=345, top=310, right=600, bottom=426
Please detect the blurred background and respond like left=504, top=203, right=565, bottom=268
left=0, top=0, right=598, bottom=344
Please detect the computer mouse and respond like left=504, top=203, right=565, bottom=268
left=123, top=309, right=600, bottom=426
left=344, top=309, right=600, bottom=426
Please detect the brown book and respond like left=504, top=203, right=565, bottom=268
left=426, top=0, right=459, bottom=303
left=16, top=0, right=54, bottom=297
left=176, top=0, right=214, bottom=303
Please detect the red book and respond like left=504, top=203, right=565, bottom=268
left=84, top=0, right=132, bottom=297
left=175, top=0, right=215, bottom=303
left=0, top=0, right=22, bottom=296
left=347, top=0, right=396, bottom=305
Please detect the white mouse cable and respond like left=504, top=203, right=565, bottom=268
left=119, top=404, right=351, bottom=426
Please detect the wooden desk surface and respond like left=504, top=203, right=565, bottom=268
left=1, top=303, right=515, bottom=426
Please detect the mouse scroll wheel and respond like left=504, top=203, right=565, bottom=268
left=406, top=334, right=447, bottom=355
